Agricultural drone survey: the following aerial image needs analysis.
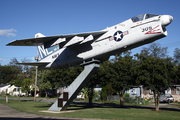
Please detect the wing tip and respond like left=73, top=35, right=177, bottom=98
left=6, top=40, right=17, bottom=46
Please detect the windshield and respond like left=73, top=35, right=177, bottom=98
left=145, top=14, right=159, bottom=19
left=131, top=14, right=159, bottom=23
left=131, top=14, right=145, bottom=22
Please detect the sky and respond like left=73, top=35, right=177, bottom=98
left=0, top=0, right=179, bottom=65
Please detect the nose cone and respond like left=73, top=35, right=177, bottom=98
left=169, top=15, right=173, bottom=23
left=161, top=15, right=173, bottom=26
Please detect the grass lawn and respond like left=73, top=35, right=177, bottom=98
left=0, top=99, right=180, bottom=120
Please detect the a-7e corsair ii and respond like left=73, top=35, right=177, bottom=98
left=7, top=14, right=173, bottom=111
left=7, top=14, right=173, bottom=69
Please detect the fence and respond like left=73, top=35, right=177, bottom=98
left=107, top=95, right=145, bottom=104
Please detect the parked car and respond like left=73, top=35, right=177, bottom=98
left=76, top=93, right=85, bottom=100
left=160, top=94, right=174, bottom=104
left=165, top=94, right=174, bottom=102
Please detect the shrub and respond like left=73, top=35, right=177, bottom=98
left=124, top=93, right=130, bottom=97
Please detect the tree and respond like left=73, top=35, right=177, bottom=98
left=0, top=65, right=16, bottom=84
left=99, top=60, right=112, bottom=86
left=39, top=66, right=83, bottom=97
left=101, top=82, right=115, bottom=101
left=36, top=70, right=52, bottom=97
left=21, top=76, right=34, bottom=96
left=96, top=51, right=136, bottom=106
left=86, top=71, right=101, bottom=106
left=20, top=58, right=32, bottom=77
left=136, top=55, right=173, bottom=110
left=140, top=42, right=168, bottom=58
left=0, top=58, right=23, bottom=84
left=175, top=64, right=180, bottom=84
left=8, top=58, right=23, bottom=75
left=10, top=74, right=24, bottom=102
left=0, top=58, right=27, bottom=84
left=173, top=48, right=180, bottom=65
left=99, top=60, right=115, bottom=101
left=110, top=51, right=135, bottom=107
left=8, top=58, right=34, bottom=98
left=135, top=43, right=175, bottom=111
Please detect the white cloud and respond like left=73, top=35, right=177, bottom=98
left=0, top=58, right=5, bottom=61
left=0, top=28, right=17, bottom=37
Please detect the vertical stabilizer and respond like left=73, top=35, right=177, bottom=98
left=35, top=33, right=59, bottom=60
left=35, top=33, right=45, bottom=38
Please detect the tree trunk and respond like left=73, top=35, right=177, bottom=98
left=120, top=92, right=124, bottom=107
left=45, top=91, right=48, bottom=98
left=153, top=91, right=156, bottom=108
left=18, top=88, right=20, bottom=102
left=153, top=91, right=160, bottom=111
left=156, top=93, right=160, bottom=111
left=88, top=87, right=93, bottom=107
left=89, top=95, right=93, bottom=107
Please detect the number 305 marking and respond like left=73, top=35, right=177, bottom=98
left=142, top=27, right=152, bottom=32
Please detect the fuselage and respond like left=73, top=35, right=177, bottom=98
left=38, top=14, right=173, bottom=69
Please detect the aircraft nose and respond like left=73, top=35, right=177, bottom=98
left=161, top=15, right=173, bottom=26
left=169, top=15, right=173, bottom=23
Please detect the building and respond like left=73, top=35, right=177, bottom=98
left=0, top=84, right=10, bottom=94
left=125, top=87, right=141, bottom=97
left=142, top=85, right=180, bottom=102
left=7, top=85, right=26, bottom=96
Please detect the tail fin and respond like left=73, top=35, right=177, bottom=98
left=35, top=33, right=45, bottom=38
left=35, top=33, right=59, bottom=60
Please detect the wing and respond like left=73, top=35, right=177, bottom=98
left=17, top=62, right=50, bottom=66
left=6, top=31, right=107, bottom=48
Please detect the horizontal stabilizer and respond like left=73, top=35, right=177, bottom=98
left=17, top=62, right=50, bottom=66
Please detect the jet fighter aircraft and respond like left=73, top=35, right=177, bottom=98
left=7, top=14, right=173, bottom=69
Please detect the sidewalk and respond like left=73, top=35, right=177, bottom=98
left=0, top=104, right=81, bottom=120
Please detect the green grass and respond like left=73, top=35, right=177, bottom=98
left=0, top=99, right=180, bottom=120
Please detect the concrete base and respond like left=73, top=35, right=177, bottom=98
left=48, top=63, right=100, bottom=111
left=40, top=110, right=74, bottom=114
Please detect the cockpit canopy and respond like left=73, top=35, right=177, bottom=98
left=131, top=14, right=159, bottom=22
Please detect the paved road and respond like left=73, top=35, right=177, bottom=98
left=0, top=97, right=56, bottom=103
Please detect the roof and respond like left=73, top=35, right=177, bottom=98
left=0, top=84, right=10, bottom=87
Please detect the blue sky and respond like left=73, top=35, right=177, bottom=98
left=0, top=0, right=179, bottom=65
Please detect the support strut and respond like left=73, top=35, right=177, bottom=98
left=48, top=62, right=100, bottom=111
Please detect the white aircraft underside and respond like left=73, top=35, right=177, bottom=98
left=7, top=14, right=173, bottom=69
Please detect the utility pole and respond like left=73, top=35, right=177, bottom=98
left=34, top=66, right=37, bottom=101
left=34, top=56, right=38, bottom=101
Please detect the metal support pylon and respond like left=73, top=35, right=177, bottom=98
left=48, top=62, right=100, bottom=111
